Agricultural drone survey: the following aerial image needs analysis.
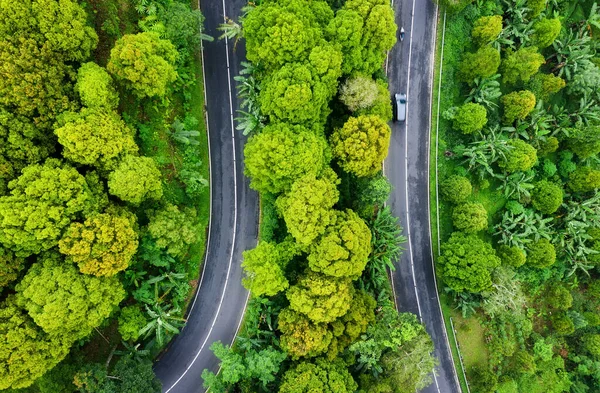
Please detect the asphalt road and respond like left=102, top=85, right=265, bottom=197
left=385, top=1, right=461, bottom=393
left=153, top=0, right=257, bottom=392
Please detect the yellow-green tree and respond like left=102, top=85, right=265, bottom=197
left=453, top=103, right=488, bottom=134
left=0, top=159, right=93, bottom=257
left=472, top=15, right=503, bottom=45
left=107, top=32, right=178, bottom=98
left=75, top=62, right=119, bottom=109
left=55, top=108, right=138, bottom=171
left=276, top=170, right=340, bottom=246
left=118, top=305, right=147, bottom=342
left=0, top=297, right=71, bottom=390
left=452, top=202, right=488, bottom=233
left=308, top=209, right=372, bottom=278
left=331, top=115, right=391, bottom=177
left=532, top=18, right=561, bottom=48
left=242, top=240, right=299, bottom=297
left=147, top=204, right=199, bottom=258
left=0, top=247, right=25, bottom=288
left=458, top=46, right=501, bottom=83
left=15, top=254, right=125, bottom=342
left=500, top=139, right=537, bottom=172
left=107, top=155, right=163, bottom=205
left=278, top=358, right=357, bottom=393
left=244, top=123, right=329, bottom=194
left=58, top=210, right=139, bottom=277
left=287, top=272, right=354, bottom=323
left=569, top=166, right=600, bottom=193
left=501, top=47, right=544, bottom=85
left=502, top=90, right=536, bottom=123
left=278, top=308, right=333, bottom=359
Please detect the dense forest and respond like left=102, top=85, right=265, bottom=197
left=201, top=0, right=440, bottom=392
left=0, top=0, right=210, bottom=391
left=435, top=0, right=600, bottom=391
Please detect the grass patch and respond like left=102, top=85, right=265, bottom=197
left=451, top=311, right=489, bottom=369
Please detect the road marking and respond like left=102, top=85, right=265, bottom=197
left=164, top=0, right=240, bottom=390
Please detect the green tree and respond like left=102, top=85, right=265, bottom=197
left=159, top=2, right=207, bottom=57
left=497, top=245, right=526, bottom=268
left=441, top=175, right=472, bottom=204
left=325, top=9, right=364, bottom=75
left=118, top=305, right=146, bottom=342
left=278, top=308, right=333, bottom=359
left=339, top=75, right=379, bottom=111
left=244, top=123, right=328, bottom=194
left=502, top=47, right=545, bottom=85
left=287, top=272, right=354, bottom=323
left=0, top=247, right=25, bottom=288
left=242, top=240, right=298, bottom=297
left=74, top=355, right=161, bottom=393
left=531, top=180, right=563, bottom=214
left=453, top=103, right=488, bottom=134
left=583, top=334, right=600, bottom=358
left=308, top=209, right=372, bottom=278
left=107, top=155, right=163, bottom=204
left=58, top=210, right=138, bottom=277
left=472, top=15, right=503, bottom=45
left=279, top=358, right=357, bottom=393
left=568, top=166, right=600, bottom=193
left=502, top=90, right=536, bottom=123
left=567, top=126, right=600, bottom=159
left=107, top=32, right=178, bottom=98
left=469, top=366, right=498, bottom=393
left=546, top=286, right=573, bottom=311
left=458, top=46, right=501, bottom=83
left=526, top=238, right=556, bottom=268
left=15, top=254, right=125, bottom=341
left=75, top=62, right=119, bottom=109
left=0, top=297, right=71, bottom=390
left=439, top=232, right=501, bottom=293
left=147, top=204, right=198, bottom=258
left=533, top=18, right=561, bottom=48
left=276, top=170, right=339, bottom=246
left=353, top=172, right=392, bottom=218
left=55, top=108, right=138, bottom=171
left=551, top=312, right=575, bottom=335
left=331, top=115, right=391, bottom=177
left=0, top=159, right=93, bottom=257
left=500, top=139, right=537, bottom=172
left=452, top=202, right=488, bottom=233
left=528, top=73, right=566, bottom=101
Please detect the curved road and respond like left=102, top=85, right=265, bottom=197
left=153, top=0, right=256, bottom=392
left=385, top=0, right=461, bottom=393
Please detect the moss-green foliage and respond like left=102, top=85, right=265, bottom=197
left=244, top=123, right=329, bottom=194
left=568, top=166, right=600, bottom=193
left=469, top=366, right=498, bottom=393
left=147, top=203, right=199, bottom=258
left=551, top=312, right=574, bottom=335
left=276, top=170, right=340, bottom=246
left=567, top=126, right=600, bottom=159
left=107, top=32, right=178, bottom=98
left=308, top=209, right=372, bottom=278
left=107, top=155, right=163, bottom=204
left=501, top=47, right=544, bottom=85
left=500, top=139, right=537, bottom=172
left=118, top=305, right=146, bottom=342
left=583, top=334, right=600, bottom=358
left=441, top=175, right=472, bottom=204
left=55, top=108, right=138, bottom=171
left=527, top=0, right=547, bottom=17
left=538, top=136, right=560, bottom=157
left=0, top=159, right=94, bottom=257
left=528, top=74, right=566, bottom=102
left=532, top=18, right=561, bottom=48
left=287, top=272, right=354, bottom=323
left=458, top=45, right=501, bottom=83
left=242, top=240, right=297, bottom=297
left=546, top=285, right=572, bottom=311
left=75, top=62, right=119, bottom=109
left=58, top=210, right=138, bottom=277
left=15, top=254, right=125, bottom=342
left=452, top=202, right=488, bottom=233
left=278, top=358, right=357, bottom=393
left=472, top=15, right=503, bottom=45
left=0, top=297, right=71, bottom=390
left=331, top=115, right=391, bottom=177
left=526, top=238, right=556, bottom=268
left=453, top=102, right=488, bottom=134
left=497, top=245, right=526, bottom=268
left=439, top=232, right=501, bottom=293
left=531, top=180, right=563, bottom=214
left=501, top=90, right=536, bottom=123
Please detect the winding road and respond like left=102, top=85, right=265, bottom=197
left=385, top=0, right=461, bottom=392
left=153, top=0, right=256, bottom=392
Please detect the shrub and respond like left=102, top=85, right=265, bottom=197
left=546, top=286, right=573, bottom=311
left=452, top=202, right=488, bottom=233
left=500, top=139, right=537, bottom=173
left=502, top=47, right=545, bottom=85
left=531, top=180, right=563, bottom=214
left=537, top=137, right=559, bottom=157
left=567, top=126, right=600, bottom=159
left=526, top=238, right=556, bottom=268
left=458, top=46, right=501, bottom=83
left=118, top=306, right=146, bottom=342
left=542, top=159, right=557, bottom=177
left=453, top=103, right=487, bottom=134
left=529, top=74, right=566, bottom=102
left=568, top=166, right=600, bottom=193
left=441, top=175, right=472, bottom=204
left=469, top=366, right=498, bottom=393
left=502, top=90, right=536, bottom=123
left=532, top=18, right=561, bottom=48
left=528, top=0, right=547, bottom=17
left=472, top=15, right=503, bottom=45
left=497, top=245, right=526, bottom=268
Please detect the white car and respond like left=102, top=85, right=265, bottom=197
left=395, top=93, right=407, bottom=122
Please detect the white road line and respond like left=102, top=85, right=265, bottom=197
left=165, top=0, right=239, bottom=390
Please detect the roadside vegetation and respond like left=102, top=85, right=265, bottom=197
left=434, top=0, right=600, bottom=391
left=201, top=0, right=440, bottom=392
left=0, top=0, right=210, bottom=391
